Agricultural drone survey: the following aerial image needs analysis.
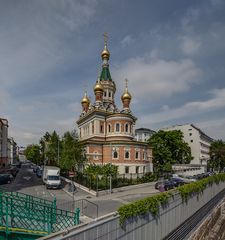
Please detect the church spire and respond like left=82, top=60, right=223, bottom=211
left=100, top=33, right=112, bottom=81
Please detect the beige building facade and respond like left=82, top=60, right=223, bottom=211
left=0, top=118, right=9, bottom=167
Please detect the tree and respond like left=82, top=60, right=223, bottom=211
left=39, top=131, right=51, bottom=164
left=148, top=130, right=193, bottom=175
left=59, top=130, right=86, bottom=171
left=45, top=131, right=61, bottom=166
left=208, top=140, right=225, bottom=171
left=24, top=144, right=42, bottom=165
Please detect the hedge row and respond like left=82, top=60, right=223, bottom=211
left=118, top=173, right=225, bottom=225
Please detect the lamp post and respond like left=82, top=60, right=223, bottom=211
left=109, top=144, right=112, bottom=194
left=109, top=145, right=116, bottom=194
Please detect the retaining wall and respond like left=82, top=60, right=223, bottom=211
left=40, top=181, right=225, bottom=240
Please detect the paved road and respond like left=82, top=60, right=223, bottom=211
left=1, top=163, right=159, bottom=219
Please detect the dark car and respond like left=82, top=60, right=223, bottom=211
left=171, top=177, right=186, bottom=187
left=36, top=167, right=43, bottom=177
left=155, top=179, right=175, bottom=191
left=0, top=174, right=13, bottom=185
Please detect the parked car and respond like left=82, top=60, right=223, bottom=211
left=0, top=173, right=13, bottom=185
left=155, top=179, right=175, bottom=191
left=171, top=177, right=186, bottom=187
left=36, top=167, right=43, bottom=178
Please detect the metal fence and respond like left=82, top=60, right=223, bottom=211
left=40, top=181, right=225, bottom=240
left=57, top=199, right=98, bottom=219
left=61, top=171, right=156, bottom=191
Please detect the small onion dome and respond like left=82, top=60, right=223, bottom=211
left=81, top=92, right=90, bottom=104
left=94, top=80, right=104, bottom=92
left=101, top=45, right=110, bottom=60
left=121, top=88, right=132, bottom=101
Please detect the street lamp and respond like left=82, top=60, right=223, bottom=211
left=109, top=144, right=116, bottom=194
left=109, top=144, right=112, bottom=194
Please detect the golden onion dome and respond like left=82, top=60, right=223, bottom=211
left=121, top=88, right=132, bottom=101
left=81, top=92, right=90, bottom=104
left=94, top=80, right=104, bottom=92
left=101, top=45, right=110, bottom=60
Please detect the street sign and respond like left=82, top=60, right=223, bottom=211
left=69, top=171, right=75, bottom=177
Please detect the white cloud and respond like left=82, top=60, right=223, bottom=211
left=113, top=56, right=202, bottom=101
left=139, top=88, right=225, bottom=126
left=197, top=117, right=225, bottom=140
left=180, top=36, right=201, bottom=55
left=121, top=35, right=134, bottom=47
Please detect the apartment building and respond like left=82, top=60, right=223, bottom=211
left=135, top=128, right=156, bottom=142
left=162, top=123, right=213, bottom=166
left=0, top=118, right=9, bottom=167
left=8, top=137, right=17, bottom=165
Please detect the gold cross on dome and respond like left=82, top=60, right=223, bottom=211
left=103, top=32, right=108, bottom=46
left=125, top=78, right=128, bottom=88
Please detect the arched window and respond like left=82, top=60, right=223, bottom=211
left=125, top=123, right=129, bottom=133
left=116, top=123, right=120, bottom=132
left=108, top=124, right=111, bottom=133
left=125, top=151, right=130, bottom=159
left=113, top=151, right=118, bottom=159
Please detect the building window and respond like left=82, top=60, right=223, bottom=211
left=125, top=123, right=129, bottom=133
left=92, top=121, right=94, bottom=134
left=109, top=91, right=111, bottom=97
left=143, top=166, right=146, bottom=173
left=115, top=123, right=120, bottom=132
left=100, top=124, right=104, bottom=133
left=125, top=151, right=130, bottom=159
left=136, top=166, right=139, bottom=174
left=190, top=140, right=193, bottom=143
left=108, top=124, right=111, bottom=133
left=143, top=152, right=146, bottom=160
left=125, top=166, right=129, bottom=174
left=189, top=133, right=192, bottom=136
left=104, top=91, right=106, bottom=97
left=135, top=151, right=139, bottom=159
left=93, top=151, right=98, bottom=160
left=113, top=151, right=118, bottom=159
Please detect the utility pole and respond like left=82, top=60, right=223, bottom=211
left=109, top=143, right=112, bottom=194
left=57, top=138, right=59, bottom=164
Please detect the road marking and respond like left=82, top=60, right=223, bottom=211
left=23, top=176, right=31, bottom=180
left=112, top=198, right=130, bottom=204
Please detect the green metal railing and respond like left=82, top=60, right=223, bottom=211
left=0, top=189, right=80, bottom=239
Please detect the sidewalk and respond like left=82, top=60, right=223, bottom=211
left=61, top=178, right=159, bottom=218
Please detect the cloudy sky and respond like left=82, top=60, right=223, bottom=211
left=1, top=0, right=225, bottom=146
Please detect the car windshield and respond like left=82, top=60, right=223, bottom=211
left=48, top=176, right=59, bottom=180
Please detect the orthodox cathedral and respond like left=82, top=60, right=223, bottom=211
left=76, top=36, right=153, bottom=175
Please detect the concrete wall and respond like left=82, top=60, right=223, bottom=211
left=40, top=181, right=225, bottom=240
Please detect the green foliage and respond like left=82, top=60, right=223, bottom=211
left=208, top=140, right=225, bottom=171
left=148, top=130, right=193, bottom=175
left=84, top=164, right=118, bottom=177
left=26, top=129, right=86, bottom=171
left=118, top=192, right=171, bottom=225
left=177, top=173, right=225, bottom=201
left=56, top=130, right=86, bottom=171
left=24, top=144, right=42, bottom=165
left=118, top=174, right=225, bottom=225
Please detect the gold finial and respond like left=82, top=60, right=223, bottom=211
left=121, top=78, right=132, bottom=101
left=81, top=91, right=90, bottom=104
left=101, top=32, right=110, bottom=60
left=103, top=32, right=108, bottom=46
left=125, top=78, right=128, bottom=89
